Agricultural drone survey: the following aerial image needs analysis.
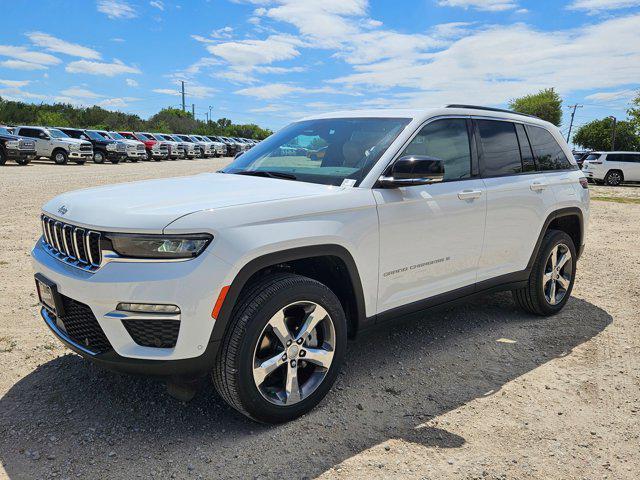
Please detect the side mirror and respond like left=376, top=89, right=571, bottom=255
left=378, top=155, right=445, bottom=188
left=39, top=133, right=50, bottom=140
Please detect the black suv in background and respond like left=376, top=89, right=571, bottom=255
left=58, top=128, right=127, bottom=164
left=0, top=125, right=37, bottom=165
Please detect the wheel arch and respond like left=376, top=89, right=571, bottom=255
left=210, top=244, right=367, bottom=343
left=527, top=207, right=584, bottom=269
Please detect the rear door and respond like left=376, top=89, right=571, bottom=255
left=476, top=119, right=557, bottom=282
left=18, top=128, right=48, bottom=157
left=375, top=117, right=486, bottom=313
left=607, top=153, right=640, bottom=181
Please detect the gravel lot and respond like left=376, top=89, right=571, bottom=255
left=1, top=160, right=638, bottom=480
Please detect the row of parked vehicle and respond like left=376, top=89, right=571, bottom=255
left=573, top=150, right=640, bottom=186
left=0, top=124, right=260, bottom=165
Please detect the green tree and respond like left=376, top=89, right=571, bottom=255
left=509, top=88, right=563, bottom=126
left=36, top=110, right=70, bottom=127
left=573, top=117, right=640, bottom=151
left=628, top=90, right=640, bottom=134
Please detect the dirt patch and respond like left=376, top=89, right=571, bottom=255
left=1, top=161, right=638, bottom=479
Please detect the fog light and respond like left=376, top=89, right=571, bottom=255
left=117, top=303, right=180, bottom=314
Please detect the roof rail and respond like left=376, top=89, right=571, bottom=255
left=445, top=104, right=541, bottom=120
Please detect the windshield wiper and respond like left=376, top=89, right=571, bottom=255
left=233, top=170, right=297, bottom=180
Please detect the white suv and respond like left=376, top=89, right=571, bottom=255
left=581, top=151, right=640, bottom=186
left=32, top=106, right=589, bottom=423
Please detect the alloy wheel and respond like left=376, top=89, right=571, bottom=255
left=543, top=243, right=573, bottom=305
left=252, top=301, right=336, bottom=406
left=607, top=172, right=621, bottom=186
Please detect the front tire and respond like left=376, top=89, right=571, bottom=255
left=93, top=151, right=105, bottom=164
left=15, top=156, right=31, bottom=166
left=213, top=273, right=347, bottom=423
left=52, top=149, right=68, bottom=165
left=513, top=229, right=577, bottom=316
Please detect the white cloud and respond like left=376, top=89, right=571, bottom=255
left=26, top=32, right=101, bottom=59
left=126, top=78, right=139, bottom=87
left=66, top=59, right=141, bottom=76
left=250, top=104, right=287, bottom=113
left=206, top=35, right=303, bottom=67
left=0, top=87, right=46, bottom=101
left=567, top=0, right=640, bottom=12
left=329, top=14, right=640, bottom=108
left=98, top=97, right=140, bottom=108
left=0, top=45, right=61, bottom=66
left=153, top=82, right=216, bottom=98
left=0, top=60, right=48, bottom=70
left=585, top=89, right=637, bottom=102
left=437, top=0, right=519, bottom=11
left=211, top=26, right=234, bottom=39
left=60, top=87, right=104, bottom=98
left=111, top=37, right=126, bottom=42
left=150, top=0, right=164, bottom=10
left=0, top=79, right=31, bottom=88
left=235, top=82, right=361, bottom=99
left=97, top=0, right=138, bottom=19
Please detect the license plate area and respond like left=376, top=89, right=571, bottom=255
left=35, top=273, right=65, bottom=317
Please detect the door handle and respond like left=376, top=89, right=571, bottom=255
left=457, top=189, right=483, bottom=200
left=530, top=181, right=547, bottom=191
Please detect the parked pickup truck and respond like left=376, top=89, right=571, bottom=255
left=58, top=128, right=127, bottom=164
left=104, top=131, right=147, bottom=162
left=149, top=133, right=183, bottom=160
left=0, top=125, right=37, bottom=165
left=118, top=132, right=169, bottom=161
left=13, top=126, right=93, bottom=165
left=169, top=135, right=199, bottom=159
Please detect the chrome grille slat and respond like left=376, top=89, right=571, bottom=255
left=40, top=215, right=101, bottom=272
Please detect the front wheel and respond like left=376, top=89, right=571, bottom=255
left=604, top=170, right=623, bottom=186
left=513, top=229, right=577, bottom=316
left=213, top=273, right=347, bottom=423
left=15, top=156, right=31, bottom=166
left=52, top=150, right=68, bottom=165
left=93, top=151, right=105, bottom=164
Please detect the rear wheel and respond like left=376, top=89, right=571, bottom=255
left=52, top=149, right=68, bottom=165
left=109, top=156, right=121, bottom=164
left=15, top=156, right=31, bottom=166
left=213, top=273, right=347, bottom=423
left=513, top=229, right=576, bottom=316
left=604, top=170, right=623, bottom=186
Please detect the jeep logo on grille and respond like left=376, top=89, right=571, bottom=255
left=58, top=205, right=68, bottom=215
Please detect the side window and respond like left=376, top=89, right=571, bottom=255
left=477, top=120, right=522, bottom=177
left=607, top=154, right=634, bottom=162
left=515, top=123, right=536, bottom=172
left=400, top=118, right=471, bottom=181
left=527, top=126, right=574, bottom=171
left=18, top=128, right=36, bottom=138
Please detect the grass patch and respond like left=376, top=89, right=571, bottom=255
left=591, top=196, right=640, bottom=205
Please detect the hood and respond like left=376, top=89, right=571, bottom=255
left=59, top=138, right=89, bottom=145
left=42, top=172, right=334, bottom=233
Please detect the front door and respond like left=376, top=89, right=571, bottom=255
left=374, top=117, right=486, bottom=314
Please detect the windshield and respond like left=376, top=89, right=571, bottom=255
left=48, top=128, right=69, bottom=139
left=136, top=133, right=151, bottom=141
left=222, top=117, right=410, bottom=186
left=86, top=130, right=107, bottom=141
left=189, top=136, right=201, bottom=142
left=178, top=135, right=192, bottom=142
left=0, top=127, right=12, bottom=136
left=109, top=132, right=125, bottom=140
left=584, top=154, right=601, bottom=161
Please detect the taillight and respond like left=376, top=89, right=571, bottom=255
left=579, top=177, right=589, bottom=189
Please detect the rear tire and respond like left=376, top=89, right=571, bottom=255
left=15, top=156, right=31, bottom=166
left=213, top=273, right=347, bottom=423
left=604, top=170, right=623, bottom=186
left=513, top=229, right=577, bottom=316
left=52, top=149, right=68, bottom=165
left=0, top=148, right=6, bottom=165
left=109, top=156, right=121, bottom=164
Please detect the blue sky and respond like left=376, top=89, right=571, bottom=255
left=1, top=0, right=639, bottom=141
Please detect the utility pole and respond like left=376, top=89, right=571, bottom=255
left=208, top=105, right=213, bottom=123
left=192, top=103, right=195, bottom=118
left=608, top=116, right=617, bottom=150
left=566, top=104, right=583, bottom=143
left=205, top=112, right=209, bottom=123
left=181, top=81, right=186, bottom=112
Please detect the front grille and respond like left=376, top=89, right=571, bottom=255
left=122, top=319, right=180, bottom=348
left=116, top=143, right=126, bottom=152
left=80, top=144, right=92, bottom=152
left=137, top=144, right=145, bottom=151
left=56, top=295, right=112, bottom=354
left=41, top=215, right=102, bottom=271
left=19, top=140, right=35, bottom=150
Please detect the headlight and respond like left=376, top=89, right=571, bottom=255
left=69, top=144, right=81, bottom=150
left=106, top=143, right=117, bottom=151
left=104, top=233, right=213, bottom=259
left=5, top=140, right=20, bottom=149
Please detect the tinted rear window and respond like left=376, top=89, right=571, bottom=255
left=527, top=126, right=574, bottom=171
left=607, top=153, right=640, bottom=162
left=477, top=120, right=522, bottom=177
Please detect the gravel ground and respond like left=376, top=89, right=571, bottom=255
left=0, top=160, right=638, bottom=480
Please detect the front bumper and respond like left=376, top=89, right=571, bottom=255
left=127, top=150, right=146, bottom=159
left=32, top=239, right=231, bottom=374
left=69, top=151, right=93, bottom=160
left=106, top=151, right=128, bottom=161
